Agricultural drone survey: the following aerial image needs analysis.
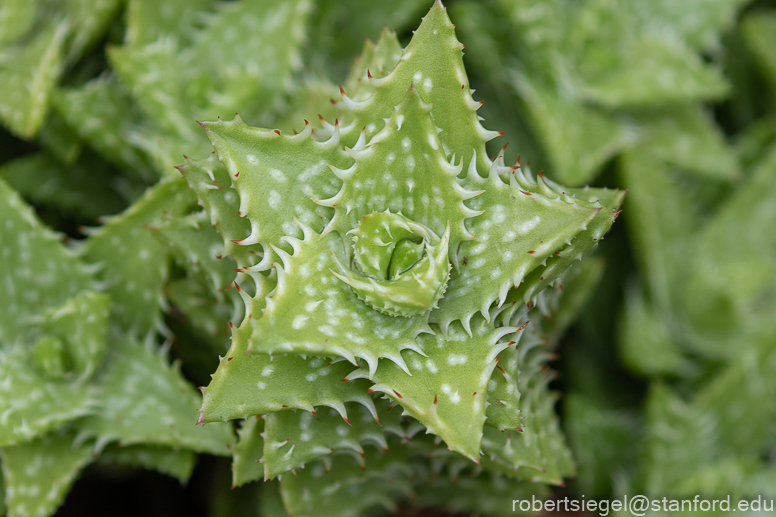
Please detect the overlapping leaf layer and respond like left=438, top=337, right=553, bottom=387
left=0, top=1, right=623, bottom=516
left=184, top=3, right=620, bottom=515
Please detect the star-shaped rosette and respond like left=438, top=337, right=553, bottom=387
left=183, top=0, right=621, bottom=478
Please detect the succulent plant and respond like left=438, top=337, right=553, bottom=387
left=0, top=176, right=234, bottom=517
left=179, top=2, right=622, bottom=513
left=5, top=0, right=776, bottom=515
left=0, top=0, right=632, bottom=515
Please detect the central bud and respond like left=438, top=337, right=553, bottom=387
left=333, top=211, right=451, bottom=318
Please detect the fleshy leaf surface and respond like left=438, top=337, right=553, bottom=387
left=98, top=443, right=196, bottom=482
left=54, top=77, right=156, bottom=180
left=0, top=432, right=94, bottom=517
left=178, top=154, right=263, bottom=268
left=327, top=86, right=481, bottom=254
left=0, top=177, right=94, bottom=345
left=432, top=165, right=599, bottom=327
left=199, top=115, right=347, bottom=264
left=278, top=448, right=413, bottom=517
left=201, top=295, right=377, bottom=424
left=512, top=72, right=629, bottom=186
left=0, top=152, right=127, bottom=219
left=125, top=0, right=215, bottom=46
left=350, top=317, right=517, bottom=460
left=249, top=226, right=431, bottom=375
left=232, top=416, right=264, bottom=487
left=149, top=210, right=237, bottom=297
left=343, top=28, right=404, bottom=100
left=0, top=21, right=67, bottom=138
left=78, top=335, right=234, bottom=455
left=339, top=2, right=498, bottom=175
left=262, top=398, right=411, bottom=479
left=83, top=178, right=196, bottom=337
left=0, top=345, right=95, bottom=447
left=483, top=336, right=522, bottom=431
left=39, top=291, right=111, bottom=381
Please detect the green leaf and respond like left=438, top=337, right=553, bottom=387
left=627, top=0, right=747, bottom=51
left=619, top=149, right=697, bottom=313
left=432, top=164, right=599, bottom=327
left=257, top=481, right=286, bottom=517
left=327, top=86, right=480, bottom=255
left=529, top=381, right=575, bottom=485
left=0, top=177, right=94, bottom=345
left=0, top=290, right=107, bottom=446
left=178, top=155, right=264, bottom=269
left=351, top=316, right=517, bottom=461
left=0, top=0, right=121, bottom=139
left=306, top=0, right=426, bottom=77
left=339, top=1, right=499, bottom=175
left=683, top=149, right=776, bottom=349
left=483, top=340, right=522, bottom=431
left=272, top=76, right=341, bottom=135
left=40, top=291, right=111, bottom=381
left=564, top=0, right=730, bottom=108
left=513, top=73, right=629, bottom=186
left=694, top=346, right=776, bottom=458
left=78, top=335, right=234, bottom=456
left=149, top=210, right=236, bottom=297
left=505, top=176, right=624, bottom=309
left=496, top=0, right=565, bottom=64
left=482, top=320, right=574, bottom=485
left=83, top=178, right=196, bottom=337
left=578, top=36, right=729, bottom=107
left=635, top=106, right=740, bottom=181
left=564, top=393, right=640, bottom=497
left=619, top=291, right=693, bottom=377
left=741, top=12, right=776, bottom=92
left=0, top=345, right=95, bottom=447
left=415, top=470, right=549, bottom=516
left=53, top=77, right=156, bottom=180
left=165, top=277, right=234, bottom=345
left=37, top=112, right=82, bottom=165
left=186, top=0, right=312, bottom=118
left=0, top=0, right=37, bottom=45
left=111, top=0, right=314, bottom=174
left=125, top=0, right=215, bottom=46
left=343, top=28, right=404, bottom=100
left=278, top=448, right=413, bottom=517
left=734, top=117, right=776, bottom=172
left=0, top=432, right=94, bottom=517
left=30, top=336, right=71, bottom=381
left=201, top=293, right=377, bottom=424
left=60, top=0, right=123, bottom=61
left=0, top=152, right=127, bottom=219
left=97, top=443, right=196, bottom=482
left=0, top=21, right=67, bottom=138
left=481, top=424, right=543, bottom=480
left=262, top=398, right=410, bottom=479
left=482, top=382, right=573, bottom=485
left=108, top=40, right=201, bottom=150
left=643, top=384, right=717, bottom=496
left=199, top=115, right=347, bottom=263
left=540, top=257, right=606, bottom=343
left=248, top=226, right=431, bottom=374
left=232, top=416, right=264, bottom=487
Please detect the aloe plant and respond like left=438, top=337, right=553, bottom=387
left=0, top=0, right=623, bottom=515
left=16, top=0, right=776, bottom=515
left=180, top=2, right=621, bottom=514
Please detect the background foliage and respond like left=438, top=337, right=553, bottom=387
left=1, top=0, right=776, bottom=516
